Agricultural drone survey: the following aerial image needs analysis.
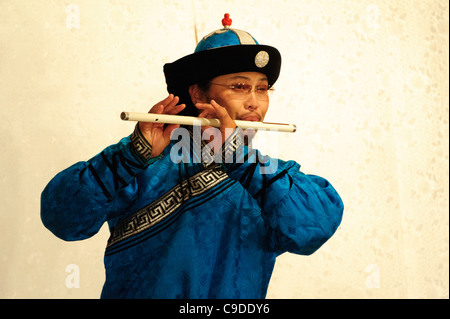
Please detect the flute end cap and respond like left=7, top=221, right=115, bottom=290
left=292, top=124, right=297, bottom=133
left=120, top=112, right=129, bottom=121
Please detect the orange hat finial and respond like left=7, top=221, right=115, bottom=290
left=222, top=13, right=232, bottom=28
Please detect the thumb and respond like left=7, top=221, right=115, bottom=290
left=163, top=124, right=180, bottom=141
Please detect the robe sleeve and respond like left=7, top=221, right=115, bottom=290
left=40, top=125, right=159, bottom=241
left=222, top=129, right=344, bottom=255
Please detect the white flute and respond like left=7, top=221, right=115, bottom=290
left=120, top=112, right=297, bottom=133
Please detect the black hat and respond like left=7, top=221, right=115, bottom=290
left=163, top=13, right=282, bottom=116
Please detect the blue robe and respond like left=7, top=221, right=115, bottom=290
left=41, top=126, right=343, bottom=298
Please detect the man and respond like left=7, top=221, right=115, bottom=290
left=41, top=14, right=344, bottom=299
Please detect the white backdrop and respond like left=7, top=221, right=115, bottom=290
left=0, top=0, right=448, bottom=298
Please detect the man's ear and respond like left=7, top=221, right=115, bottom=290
left=189, top=84, right=207, bottom=105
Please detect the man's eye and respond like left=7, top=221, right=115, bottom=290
left=232, top=83, right=249, bottom=91
left=256, top=86, right=269, bottom=92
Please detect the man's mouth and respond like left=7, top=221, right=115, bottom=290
left=240, top=115, right=261, bottom=122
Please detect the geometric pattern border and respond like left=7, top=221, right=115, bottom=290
left=106, top=165, right=228, bottom=249
left=130, top=124, right=153, bottom=162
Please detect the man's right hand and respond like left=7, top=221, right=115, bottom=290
left=138, top=94, right=185, bottom=158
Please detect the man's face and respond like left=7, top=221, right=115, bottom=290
left=204, top=71, right=270, bottom=123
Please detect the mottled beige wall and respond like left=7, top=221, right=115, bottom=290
left=0, top=0, right=448, bottom=298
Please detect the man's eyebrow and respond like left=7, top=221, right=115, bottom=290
left=227, top=75, right=268, bottom=82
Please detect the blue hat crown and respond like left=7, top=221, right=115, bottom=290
left=195, top=13, right=259, bottom=52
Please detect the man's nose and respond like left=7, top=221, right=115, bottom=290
left=244, top=91, right=260, bottom=110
